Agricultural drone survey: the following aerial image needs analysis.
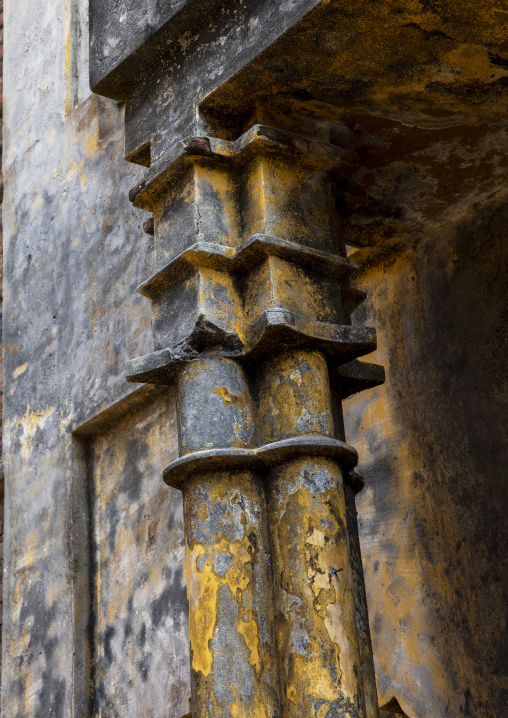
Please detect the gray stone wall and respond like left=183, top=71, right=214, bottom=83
left=1, top=0, right=175, bottom=714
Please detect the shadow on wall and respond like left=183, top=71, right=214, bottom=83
left=346, top=192, right=508, bottom=717
left=381, top=697, right=411, bottom=717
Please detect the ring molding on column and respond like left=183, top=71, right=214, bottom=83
left=163, top=434, right=358, bottom=489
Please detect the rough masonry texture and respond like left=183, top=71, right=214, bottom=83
left=2, top=1, right=508, bottom=717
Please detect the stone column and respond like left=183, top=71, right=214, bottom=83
left=125, top=121, right=384, bottom=718
left=170, top=357, right=280, bottom=718
left=257, top=349, right=366, bottom=716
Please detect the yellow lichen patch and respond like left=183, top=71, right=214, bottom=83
left=286, top=684, right=298, bottom=703
left=286, top=652, right=339, bottom=704
left=211, top=386, right=243, bottom=407
left=198, top=267, right=244, bottom=339
left=224, top=537, right=251, bottom=596
left=208, top=0, right=508, bottom=130
left=304, top=526, right=354, bottom=692
left=14, top=406, right=55, bottom=460
left=250, top=704, right=268, bottom=718
left=242, top=153, right=336, bottom=250
left=306, top=528, right=336, bottom=612
left=82, top=128, right=99, bottom=159
left=225, top=537, right=261, bottom=672
left=229, top=683, right=269, bottom=718
left=229, top=688, right=240, bottom=718
left=12, top=362, right=28, bottom=379
left=237, top=616, right=261, bottom=672
left=196, top=501, right=209, bottom=523
left=194, top=162, right=241, bottom=247
left=187, top=545, right=217, bottom=676
left=185, top=516, right=269, bottom=708
left=187, top=532, right=259, bottom=680
left=323, top=589, right=359, bottom=703
left=268, top=458, right=364, bottom=711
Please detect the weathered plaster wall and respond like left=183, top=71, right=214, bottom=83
left=86, top=387, right=189, bottom=717
left=346, top=192, right=508, bottom=718
left=1, top=0, right=163, bottom=714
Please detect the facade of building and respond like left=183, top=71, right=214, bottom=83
left=1, top=1, right=507, bottom=717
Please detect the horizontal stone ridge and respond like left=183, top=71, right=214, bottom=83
left=125, top=312, right=376, bottom=384
left=163, top=434, right=359, bottom=489
left=248, top=308, right=376, bottom=359
left=331, top=359, right=386, bottom=398
left=137, top=234, right=358, bottom=299
left=125, top=317, right=244, bottom=384
left=131, top=124, right=359, bottom=211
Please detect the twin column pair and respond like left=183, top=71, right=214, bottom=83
left=126, top=122, right=383, bottom=718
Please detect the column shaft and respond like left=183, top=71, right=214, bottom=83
left=268, top=457, right=366, bottom=718
left=176, top=357, right=280, bottom=718
left=183, top=469, right=279, bottom=718
left=257, top=349, right=366, bottom=716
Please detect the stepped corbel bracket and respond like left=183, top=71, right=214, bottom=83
left=125, top=125, right=378, bottom=389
